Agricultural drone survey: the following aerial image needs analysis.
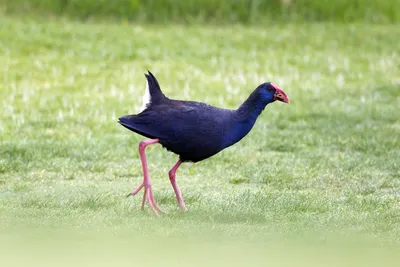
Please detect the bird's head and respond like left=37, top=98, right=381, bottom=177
left=258, top=82, right=290, bottom=104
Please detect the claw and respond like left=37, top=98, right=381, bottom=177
left=126, top=138, right=187, bottom=216
left=127, top=183, right=162, bottom=216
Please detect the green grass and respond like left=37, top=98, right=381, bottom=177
left=0, top=15, right=400, bottom=266
left=1, top=0, right=400, bottom=23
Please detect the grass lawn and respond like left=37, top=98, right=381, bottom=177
left=0, top=15, right=399, bottom=266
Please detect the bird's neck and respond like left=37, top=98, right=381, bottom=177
left=222, top=91, right=270, bottom=148
left=235, top=90, right=270, bottom=122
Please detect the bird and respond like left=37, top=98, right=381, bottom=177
left=119, top=71, right=289, bottom=215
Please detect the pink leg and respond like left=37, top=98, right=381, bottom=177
left=169, top=160, right=187, bottom=211
left=127, top=139, right=163, bottom=216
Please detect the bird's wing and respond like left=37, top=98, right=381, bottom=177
left=119, top=101, right=227, bottom=141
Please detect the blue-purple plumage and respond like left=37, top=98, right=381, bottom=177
left=119, top=71, right=289, bottom=162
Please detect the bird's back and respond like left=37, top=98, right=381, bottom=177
left=118, top=71, right=267, bottom=162
left=120, top=99, right=233, bottom=162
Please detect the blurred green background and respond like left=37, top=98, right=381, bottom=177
left=1, top=0, right=400, bottom=23
left=1, top=1, right=400, bottom=267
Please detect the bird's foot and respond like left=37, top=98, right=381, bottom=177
left=126, top=183, right=165, bottom=216
left=177, top=200, right=188, bottom=212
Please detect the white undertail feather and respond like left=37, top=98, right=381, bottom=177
left=140, top=80, right=151, bottom=112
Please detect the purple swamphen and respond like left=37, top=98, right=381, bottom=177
left=119, top=71, right=289, bottom=215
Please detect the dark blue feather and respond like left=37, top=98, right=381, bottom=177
left=119, top=73, right=280, bottom=162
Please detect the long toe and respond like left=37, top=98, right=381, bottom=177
left=147, top=186, right=167, bottom=215
left=127, top=183, right=145, bottom=198
left=126, top=183, right=162, bottom=216
left=179, top=201, right=187, bottom=212
left=148, top=188, right=166, bottom=214
left=145, top=187, right=160, bottom=216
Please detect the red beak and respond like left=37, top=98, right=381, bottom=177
left=271, top=83, right=290, bottom=103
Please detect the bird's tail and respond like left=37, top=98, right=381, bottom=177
left=144, top=70, right=167, bottom=106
